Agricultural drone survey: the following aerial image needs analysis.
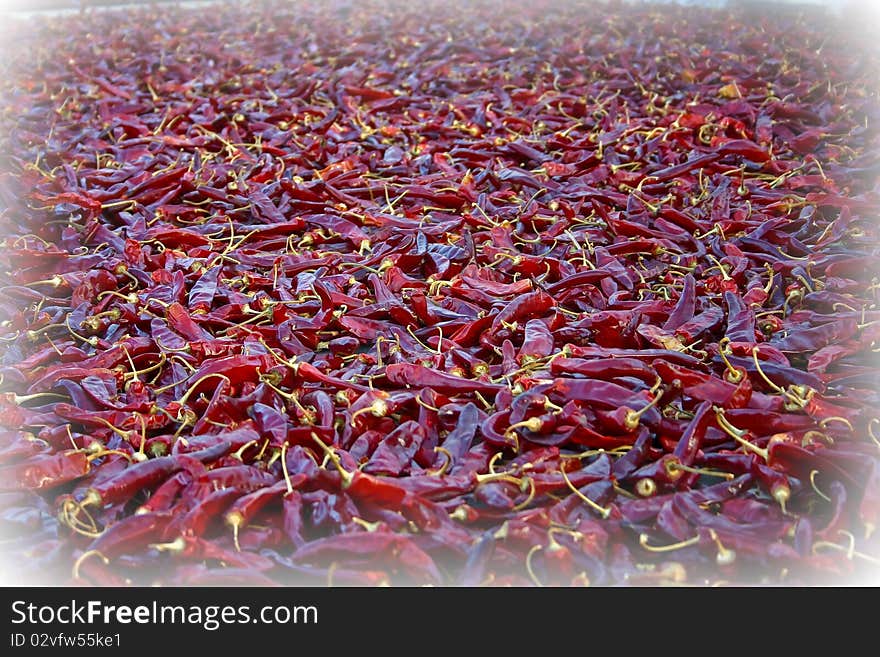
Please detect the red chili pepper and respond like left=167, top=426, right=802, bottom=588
left=80, top=442, right=230, bottom=508
left=0, top=451, right=90, bottom=491
left=135, top=471, right=192, bottom=515
left=517, top=319, right=555, bottom=364
left=653, top=360, right=745, bottom=407
left=200, top=464, right=278, bottom=492
left=224, top=479, right=297, bottom=548
left=550, top=357, right=657, bottom=385
left=151, top=534, right=276, bottom=571
left=385, top=363, right=503, bottom=396
left=489, top=290, right=555, bottom=334
left=290, top=531, right=443, bottom=585
left=79, top=512, right=174, bottom=563
left=0, top=431, right=51, bottom=463
left=173, top=487, right=242, bottom=538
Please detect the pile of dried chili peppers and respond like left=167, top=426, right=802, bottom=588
left=0, top=0, right=878, bottom=586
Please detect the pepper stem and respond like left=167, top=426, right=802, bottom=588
left=91, top=417, right=133, bottom=442
left=134, top=414, right=148, bottom=462
left=151, top=372, right=195, bottom=395
left=624, top=379, right=664, bottom=431
left=44, top=335, right=65, bottom=356
left=349, top=397, right=390, bottom=426
left=449, top=506, right=471, bottom=522
left=176, top=373, right=232, bottom=407
left=258, top=338, right=300, bottom=371
left=809, top=470, right=831, bottom=502
left=85, top=448, right=132, bottom=463
left=474, top=471, right=524, bottom=486
left=149, top=536, right=187, bottom=553
left=560, top=466, right=611, bottom=518
left=26, top=275, right=66, bottom=288
left=414, top=394, right=440, bottom=413
left=260, top=376, right=296, bottom=399
left=525, top=544, right=545, bottom=587
left=714, top=407, right=769, bottom=461
left=706, top=254, right=732, bottom=281
left=709, top=530, right=737, bottom=566
left=310, top=433, right=353, bottom=488
left=64, top=315, right=99, bottom=347
left=639, top=533, right=700, bottom=553
left=818, top=416, right=853, bottom=432
left=812, top=538, right=880, bottom=565
left=869, top=418, right=880, bottom=450
left=122, top=353, right=167, bottom=382
left=351, top=517, right=382, bottom=532
left=10, top=391, right=68, bottom=404
left=505, top=416, right=545, bottom=436
left=72, top=549, right=110, bottom=581
left=751, top=347, right=788, bottom=396
left=59, top=498, right=102, bottom=537
left=770, top=480, right=791, bottom=514
left=763, top=265, right=776, bottom=294
left=281, top=443, right=293, bottom=493
left=406, top=325, right=440, bottom=355
left=232, top=439, right=259, bottom=461
left=428, top=447, right=452, bottom=477
left=717, top=337, right=743, bottom=383
left=227, top=512, right=243, bottom=552
left=512, top=476, right=536, bottom=511
left=666, top=462, right=734, bottom=480
left=172, top=410, right=196, bottom=440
